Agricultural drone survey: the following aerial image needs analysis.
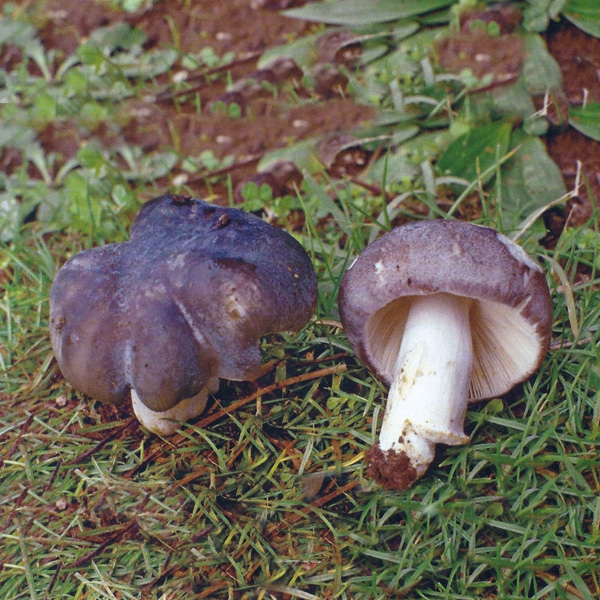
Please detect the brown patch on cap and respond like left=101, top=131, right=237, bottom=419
left=365, top=445, right=417, bottom=491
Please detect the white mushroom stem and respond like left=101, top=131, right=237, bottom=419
left=131, top=377, right=220, bottom=436
left=378, top=293, right=473, bottom=479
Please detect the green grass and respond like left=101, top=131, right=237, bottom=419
left=2, top=1, right=600, bottom=598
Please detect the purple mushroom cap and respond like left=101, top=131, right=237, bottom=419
left=50, top=194, right=317, bottom=420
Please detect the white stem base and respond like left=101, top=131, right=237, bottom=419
left=131, top=377, right=220, bottom=436
left=374, top=293, right=473, bottom=486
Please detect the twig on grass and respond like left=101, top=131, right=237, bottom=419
left=347, top=177, right=395, bottom=201
left=0, top=413, right=34, bottom=469
left=125, top=363, right=347, bottom=477
left=154, top=51, right=262, bottom=103
left=535, top=571, right=586, bottom=600
left=67, top=493, right=151, bottom=570
left=197, top=363, right=347, bottom=430
left=549, top=337, right=592, bottom=351
left=182, top=152, right=264, bottom=186
left=70, top=520, right=140, bottom=570
left=68, top=417, right=137, bottom=464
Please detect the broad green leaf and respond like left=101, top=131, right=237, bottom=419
left=0, top=192, right=20, bottom=242
left=365, top=151, right=419, bottom=184
left=258, top=138, right=322, bottom=174
left=563, top=0, right=600, bottom=38
left=77, top=146, right=106, bottom=172
left=522, top=0, right=565, bottom=32
left=77, top=44, right=105, bottom=68
left=488, top=80, right=537, bottom=122
left=0, top=122, right=36, bottom=151
left=122, top=0, right=149, bottom=11
left=303, top=172, right=354, bottom=236
left=437, top=120, right=512, bottom=184
left=88, top=22, right=146, bottom=54
left=570, top=103, right=600, bottom=141
left=33, top=93, right=57, bottom=121
left=0, top=17, right=36, bottom=48
left=284, top=0, right=454, bottom=26
left=500, top=134, right=567, bottom=233
left=521, top=34, right=563, bottom=94
left=116, top=48, right=178, bottom=79
left=123, top=151, right=178, bottom=182
left=400, top=128, right=456, bottom=164
left=259, top=32, right=322, bottom=70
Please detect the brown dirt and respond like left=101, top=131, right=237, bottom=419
left=544, top=21, right=600, bottom=224
left=27, top=0, right=375, bottom=203
left=6, top=2, right=600, bottom=219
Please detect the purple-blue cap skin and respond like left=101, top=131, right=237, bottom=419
left=50, top=194, right=317, bottom=421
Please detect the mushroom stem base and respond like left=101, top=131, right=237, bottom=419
left=365, top=445, right=419, bottom=491
left=131, top=377, right=220, bottom=435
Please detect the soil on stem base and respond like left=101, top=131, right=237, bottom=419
left=365, top=445, right=418, bottom=491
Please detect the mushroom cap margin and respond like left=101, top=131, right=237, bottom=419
left=338, top=220, right=552, bottom=400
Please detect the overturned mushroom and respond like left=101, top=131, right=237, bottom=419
left=50, top=194, right=317, bottom=435
left=338, top=220, right=552, bottom=490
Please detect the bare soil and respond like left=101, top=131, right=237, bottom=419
left=544, top=21, right=600, bottom=224
left=29, top=0, right=374, bottom=203
left=6, top=1, right=600, bottom=220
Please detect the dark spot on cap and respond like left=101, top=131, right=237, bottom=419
left=212, top=214, right=231, bottom=230
left=52, top=315, right=66, bottom=334
left=170, top=195, right=193, bottom=205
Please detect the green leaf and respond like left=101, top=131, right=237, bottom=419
left=0, top=122, right=36, bottom=151
left=303, top=172, right=353, bottom=235
left=570, top=103, right=600, bottom=141
left=500, top=134, right=567, bottom=233
left=88, top=22, right=147, bottom=54
left=0, top=192, right=21, bottom=242
left=258, top=138, right=322, bottom=174
left=115, top=48, right=178, bottom=79
left=80, top=102, right=110, bottom=126
left=33, top=93, right=57, bottom=121
left=437, top=121, right=512, bottom=184
left=522, top=0, right=565, bottom=32
left=563, top=0, right=600, bottom=38
left=123, top=151, right=178, bottom=182
left=366, top=151, right=419, bottom=184
left=64, top=68, right=89, bottom=93
left=77, top=146, right=106, bottom=171
left=284, top=0, right=454, bottom=26
left=122, top=0, right=149, bottom=11
left=521, top=34, right=563, bottom=94
left=485, top=81, right=542, bottom=130
left=77, top=44, right=105, bottom=68
left=259, top=32, right=322, bottom=70
left=0, top=17, right=36, bottom=49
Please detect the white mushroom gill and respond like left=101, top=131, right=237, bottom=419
left=131, top=377, right=220, bottom=436
left=469, top=298, right=544, bottom=399
left=377, top=293, right=473, bottom=478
